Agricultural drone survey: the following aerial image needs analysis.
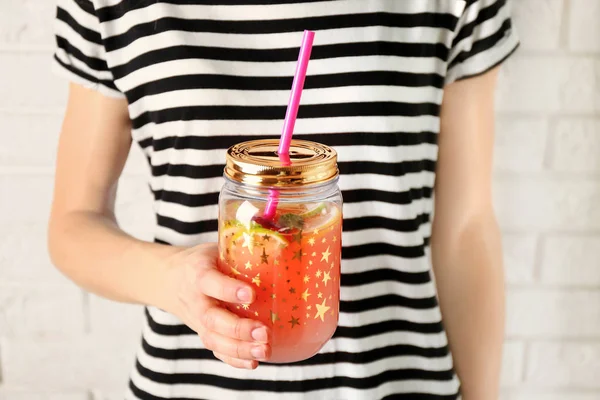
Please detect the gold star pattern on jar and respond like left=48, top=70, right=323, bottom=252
left=322, top=271, right=331, bottom=286
left=314, top=299, right=330, bottom=322
left=292, top=249, right=303, bottom=261
left=217, top=200, right=343, bottom=351
left=301, top=288, right=311, bottom=302
left=270, top=310, right=279, bottom=324
left=260, top=248, right=269, bottom=264
left=292, top=230, right=303, bottom=244
left=321, top=246, right=331, bottom=263
left=289, top=316, right=300, bottom=328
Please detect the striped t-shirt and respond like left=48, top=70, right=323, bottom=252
left=53, top=1, right=519, bottom=399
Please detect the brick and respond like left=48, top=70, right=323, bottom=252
left=493, top=177, right=600, bottom=231
left=512, top=0, right=563, bottom=50
left=0, top=176, right=53, bottom=223
left=569, top=0, right=600, bottom=52
left=0, top=222, right=72, bottom=285
left=551, top=119, right=600, bottom=172
left=501, top=340, right=525, bottom=388
left=89, top=295, right=144, bottom=338
left=0, top=0, right=56, bottom=48
left=0, top=113, right=62, bottom=167
left=494, top=117, right=548, bottom=173
left=502, top=234, right=536, bottom=284
left=495, top=56, right=597, bottom=114
left=0, top=392, right=88, bottom=400
left=526, top=342, right=600, bottom=388
left=1, top=335, right=138, bottom=390
left=506, top=289, right=600, bottom=338
left=0, top=284, right=85, bottom=338
left=541, top=236, right=600, bottom=286
left=0, top=53, right=68, bottom=110
left=501, top=390, right=600, bottom=400
left=560, top=58, right=600, bottom=114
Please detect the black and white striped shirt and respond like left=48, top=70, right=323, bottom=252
left=53, top=1, right=519, bottom=399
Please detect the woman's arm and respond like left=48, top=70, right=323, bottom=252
left=48, top=83, right=269, bottom=369
left=47, top=83, right=179, bottom=311
left=431, top=67, right=504, bottom=400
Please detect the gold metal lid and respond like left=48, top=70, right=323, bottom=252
left=225, top=139, right=338, bottom=187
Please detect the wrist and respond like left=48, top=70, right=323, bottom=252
left=128, top=239, right=182, bottom=312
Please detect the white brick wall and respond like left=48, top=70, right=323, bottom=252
left=526, top=342, right=600, bottom=389
left=0, top=0, right=598, bottom=398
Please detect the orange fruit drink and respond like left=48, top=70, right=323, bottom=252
left=218, top=200, right=342, bottom=363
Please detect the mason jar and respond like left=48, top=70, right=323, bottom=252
left=217, top=139, right=342, bottom=363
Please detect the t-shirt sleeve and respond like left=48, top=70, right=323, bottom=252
left=52, top=0, right=124, bottom=98
left=445, top=0, right=520, bottom=85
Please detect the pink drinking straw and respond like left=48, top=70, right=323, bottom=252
left=263, top=30, right=315, bottom=220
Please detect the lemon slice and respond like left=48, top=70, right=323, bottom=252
left=248, top=226, right=288, bottom=247
left=219, top=220, right=244, bottom=241
left=306, top=204, right=341, bottom=232
left=300, top=202, right=327, bottom=219
left=220, top=220, right=289, bottom=247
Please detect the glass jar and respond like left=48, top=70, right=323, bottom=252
left=217, top=139, right=342, bottom=363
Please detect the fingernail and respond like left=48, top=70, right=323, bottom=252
left=251, top=327, right=267, bottom=342
left=251, top=346, right=266, bottom=359
left=237, top=288, right=251, bottom=302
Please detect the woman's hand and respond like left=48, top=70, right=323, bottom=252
left=164, top=243, right=271, bottom=369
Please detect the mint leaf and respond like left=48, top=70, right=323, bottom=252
left=278, top=213, right=305, bottom=230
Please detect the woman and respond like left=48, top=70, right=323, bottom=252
left=48, top=1, right=519, bottom=399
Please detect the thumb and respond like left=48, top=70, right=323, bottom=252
left=186, top=243, right=255, bottom=304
